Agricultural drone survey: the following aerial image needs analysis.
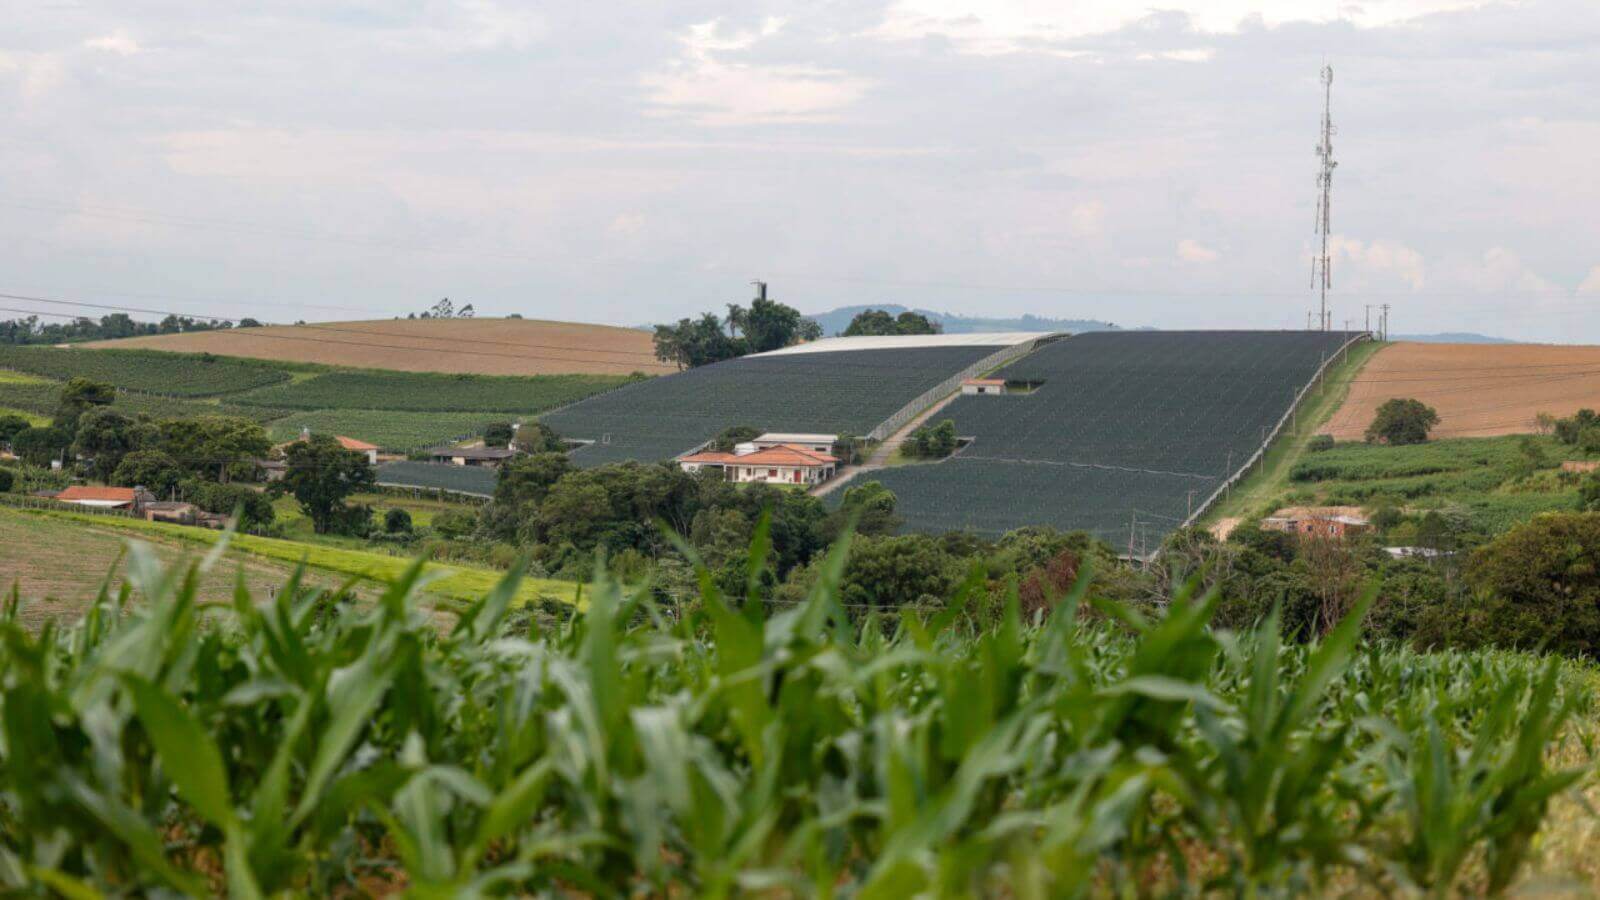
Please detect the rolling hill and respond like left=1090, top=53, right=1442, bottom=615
left=85, top=317, right=676, bottom=376
left=1326, top=341, right=1600, bottom=439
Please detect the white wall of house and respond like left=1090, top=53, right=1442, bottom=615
left=729, top=464, right=834, bottom=485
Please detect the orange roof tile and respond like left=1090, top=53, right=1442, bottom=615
left=680, top=443, right=838, bottom=467
left=335, top=436, right=379, bottom=451
left=56, top=486, right=141, bottom=502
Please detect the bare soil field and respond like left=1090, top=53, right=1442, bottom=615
left=1326, top=341, right=1600, bottom=440
left=86, top=317, right=676, bottom=376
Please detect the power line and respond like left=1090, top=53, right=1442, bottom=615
left=0, top=291, right=667, bottom=362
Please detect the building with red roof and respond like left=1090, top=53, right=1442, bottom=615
left=55, top=485, right=157, bottom=512
left=678, top=443, right=840, bottom=486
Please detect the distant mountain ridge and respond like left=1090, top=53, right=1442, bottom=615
left=806, top=304, right=1120, bottom=336
left=1391, top=332, right=1516, bottom=344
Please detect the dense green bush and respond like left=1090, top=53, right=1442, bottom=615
left=1454, top=512, right=1600, bottom=656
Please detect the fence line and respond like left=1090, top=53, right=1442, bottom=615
left=1179, top=333, right=1371, bottom=535
left=0, top=491, right=135, bottom=518
left=865, top=334, right=1065, bottom=443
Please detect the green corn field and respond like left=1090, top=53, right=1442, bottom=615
left=1, top=525, right=1595, bottom=896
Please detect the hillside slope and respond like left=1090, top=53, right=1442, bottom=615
left=86, top=317, right=675, bottom=376
left=1326, top=342, right=1600, bottom=439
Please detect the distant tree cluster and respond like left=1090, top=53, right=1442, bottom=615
left=841, top=308, right=942, bottom=337
left=0, top=313, right=241, bottom=345
left=407, top=298, right=475, bottom=320
left=652, top=293, right=820, bottom=369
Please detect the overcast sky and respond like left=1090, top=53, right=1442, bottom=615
left=2, top=1, right=1598, bottom=341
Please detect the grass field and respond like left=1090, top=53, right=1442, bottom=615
left=0, top=507, right=348, bottom=628
left=86, top=317, right=676, bottom=376
left=263, top=409, right=520, bottom=450
left=1327, top=341, right=1600, bottom=439
left=8, top=507, right=578, bottom=606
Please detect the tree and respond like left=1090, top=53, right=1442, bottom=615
left=484, top=452, right=574, bottom=540
left=112, top=450, right=186, bottom=497
left=710, top=425, right=762, bottom=452
left=277, top=435, right=376, bottom=534
left=72, top=407, right=140, bottom=482
left=483, top=422, right=515, bottom=448
left=839, top=534, right=958, bottom=607
left=10, top=425, right=70, bottom=467
left=904, top=419, right=958, bottom=459
left=843, top=308, right=942, bottom=336
left=384, top=508, right=414, bottom=534
left=738, top=297, right=810, bottom=353
left=512, top=421, right=564, bottom=453
left=237, top=318, right=263, bottom=328
left=842, top=309, right=898, bottom=336
left=190, top=481, right=277, bottom=529
left=894, top=311, right=941, bottom=335
left=55, top=377, right=115, bottom=428
left=1458, top=512, right=1600, bottom=657
left=158, top=416, right=270, bottom=482
left=0, top=414, right=30, bottom=446
left=830, top=479, right=901, bottom=538
left=0, top=468, right=12, bottom=493
left=653, top=313, right=743, bottom=369
left=1365, top=398, right=1439, bottom=445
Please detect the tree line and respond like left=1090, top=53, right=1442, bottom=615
left=0, top=313, right=261, bottom=345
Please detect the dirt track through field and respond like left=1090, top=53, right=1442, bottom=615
left=87, top=317, right=677, bottom=376
left=1326, top=342, right=1600, bottom=439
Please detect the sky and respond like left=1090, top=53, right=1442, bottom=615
left=2, top=1, right=1598, bottom=342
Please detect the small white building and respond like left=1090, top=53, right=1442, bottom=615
left=678, top=442, right=839, bottom=486
left=750, top=432, right=838, bottom=454
left=961, top=378, right=1008, bottom=395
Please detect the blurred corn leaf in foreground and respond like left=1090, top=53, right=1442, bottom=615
left=0, top=531, right=1591, bottom=896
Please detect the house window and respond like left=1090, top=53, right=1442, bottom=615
left=768, top=469, right=778, bottom=478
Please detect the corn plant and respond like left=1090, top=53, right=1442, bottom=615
left=0, top=527, right=1592, bottom=896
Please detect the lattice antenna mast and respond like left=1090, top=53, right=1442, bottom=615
left=1311, top=65, right=1337, bottom=331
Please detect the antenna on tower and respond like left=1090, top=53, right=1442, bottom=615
left=1311, top=65, right=1337, bottom=332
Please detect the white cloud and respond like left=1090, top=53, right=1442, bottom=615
left=1579, top=266, right=1600, bottom=294
left=872, top=0, right=1501, bottom=53
left=1178, top=238, right=1219, bottom=263
left=84, top=33, right=142, bottom=55
left=1067, top=200, right=1104, bottom=237
left=643, top=18, right=872, bottom=125
left=1329, top=236, right=1427, bottom=290
left=609, top=212, right=646, bottom=237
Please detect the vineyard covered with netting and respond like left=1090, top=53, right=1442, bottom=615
left=375, top=460, right=498, bottom=496
left=545, top=346, right=1000, bottom=465
left=872, top=331, right=1361, bottom=540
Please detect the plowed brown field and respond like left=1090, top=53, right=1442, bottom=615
left=1326, top=342, right=1600, bottom=440
left=85, top=317, right=675, bottom=376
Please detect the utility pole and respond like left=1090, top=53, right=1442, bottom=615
left=1311, top=65, right=1337, bottom=332
left=1306, top=310, right=1313, bottom=331
left=1380, top=303, right=1390, bottom=341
